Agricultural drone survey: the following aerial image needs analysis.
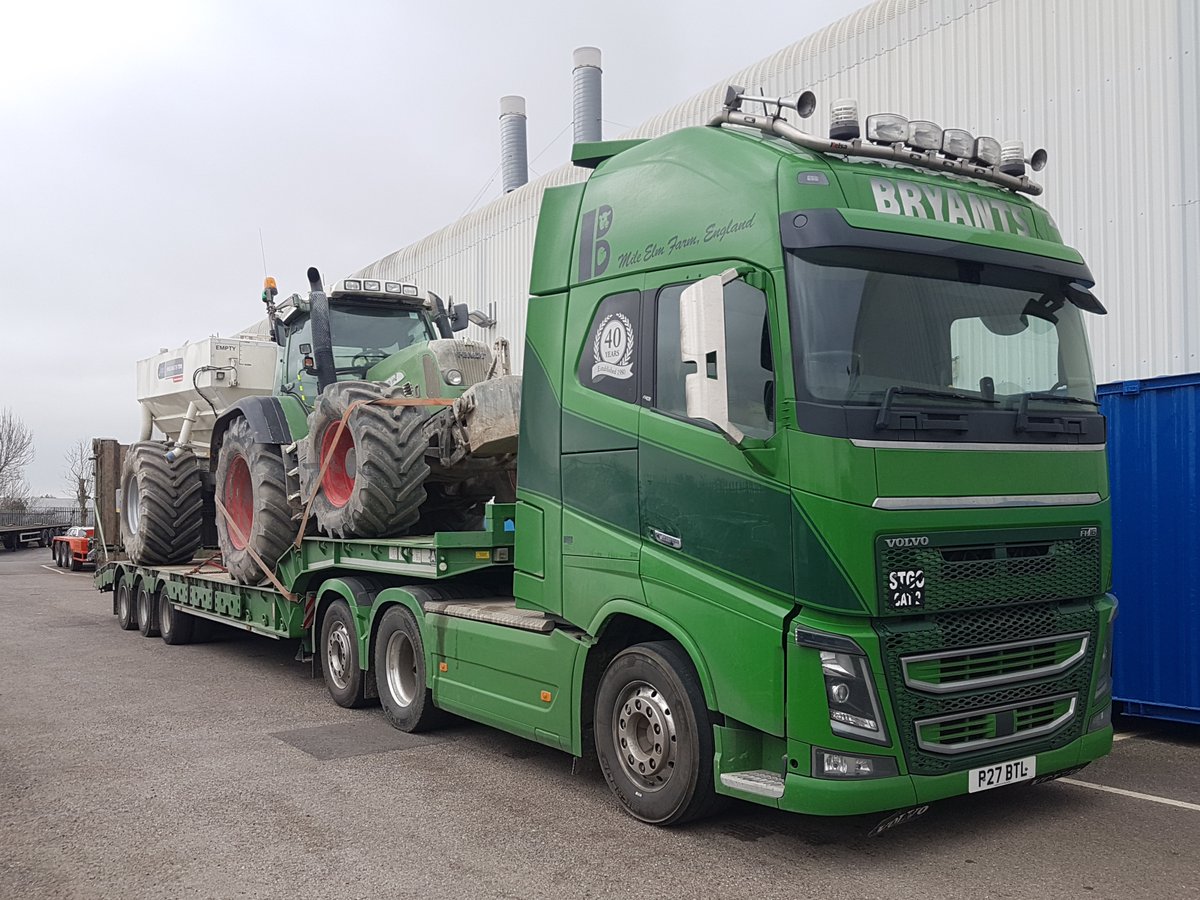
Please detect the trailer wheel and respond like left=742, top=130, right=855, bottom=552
left=121, top=442, right=205, bottom=566
left=320, top=600, right=369, bottom=708
left=158, top=592, right=195, bottom=645
left=68, top=547, right=82, bottom=571
left=116, top=579, right=138, bottom=631
left=304, top=382, right=430, bottom=539
left=136, top=582, right=160, bottom=638
left=214, top=416, right=295, bottom=585
left=594, top=641, right=719, bottom=825
left=374, top=606, right=445, bottom=732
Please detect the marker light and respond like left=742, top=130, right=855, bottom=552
left=829, top=99, right=860, bottom=141
left=906, top=120, right=942, bottom=151
left=363, top=280, right=381, bottom=291
left=941, top=128, right=974, bottom=159
left=263, top=276, right=277, bottom=292
left=972, top=136, right=1002, bottom=167
left=344, top=279, right=362, bottom=291
left=866, top=113, right=908, bottom=145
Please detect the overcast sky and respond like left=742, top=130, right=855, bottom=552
left=1, top=0, right=868, bottom=495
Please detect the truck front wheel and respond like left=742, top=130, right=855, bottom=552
left=374, top=606, right=444, bottom=732
left=594, top=641, right=719, bottom=825
left=320, top=600, right=369, bottom=708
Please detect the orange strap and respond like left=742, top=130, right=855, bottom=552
left=292, top=396, right=455, bottom=549
left=214, top=494, right=297, bottom=602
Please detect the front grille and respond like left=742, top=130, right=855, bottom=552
left=875, top=600, right=1097, bottom=775
left=902, top=632, right=1089, bottom=693
left=915, top=693, right=1077, bottom=754
left=878, top=527, right=1102, bottom=615
left=428, top=339, right=493, bottom=387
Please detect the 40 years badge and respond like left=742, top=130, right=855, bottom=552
left=591, top=312, right=635, bottom=380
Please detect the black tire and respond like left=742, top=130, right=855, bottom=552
left=594, top=641, right=719, bottom=826
left=320, top=600, right=369, bottom=708
left=136, top=581, right=160, bottom=638
left=116, top=578, right=138, bottom=631
left=304, top=382, right=430, bottom=539
left=214, top=416, right=295, bottom=585
left=53, top=543, right=63, bottom=567
left=120, top=442, right=204, bottom=566
left=68, top=549, right=81, bottom=571
left=374, top=605, right=445, bottom=732
left=158, top=592, right=195, bottom=645
left=49, top=539, right=57, bottom=561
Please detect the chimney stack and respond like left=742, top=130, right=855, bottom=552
left=499, top=95, right=529, bottom=193
left=572, top=47, right=602, bottom=144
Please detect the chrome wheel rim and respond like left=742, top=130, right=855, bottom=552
left=118, top=585, right=130, bottom=621
left=137, top=588, right=148, bottom=627
left=326, top=622, right=352, bottom=690
left=159, top=596, right=171, bottom=637
left=612, top=680, right=677, bottom=792
left=385, top=630, right=417, bottom=708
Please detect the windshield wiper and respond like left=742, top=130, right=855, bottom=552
left=875, top=385, right=998, bottom=429
left=1014, top=391, right=1100, bottom=434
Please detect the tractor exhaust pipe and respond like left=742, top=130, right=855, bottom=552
left=307, top=267, right=338, bottom=394
left=429, top=291, right=454, bottom=339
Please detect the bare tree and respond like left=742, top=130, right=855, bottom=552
left=64, top=440, right=94, bottom=527
left=0, top=478, right=32, bottom=513
left=0, top=408, right=34, bottom=498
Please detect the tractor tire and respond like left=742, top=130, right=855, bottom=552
left=304, top=382, right=430, bottom=539
left=214, top=416, right=295, bottom=585
left=120, top=442, right=204, bottom=566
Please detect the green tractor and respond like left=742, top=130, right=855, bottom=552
left=120, top=268, right=519, bottom=585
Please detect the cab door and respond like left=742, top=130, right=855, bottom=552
left=557, top=272, right=646, bottom=626
left=636, top=264, right=793, bottom=732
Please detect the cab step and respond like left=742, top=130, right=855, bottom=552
left=719, top=770, right=786, bottom=799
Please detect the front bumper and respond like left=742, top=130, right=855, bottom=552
left=772, top=727, right=1112, bottom=816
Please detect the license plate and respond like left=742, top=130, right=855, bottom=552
left=968, top=756, right=1036, bottom=793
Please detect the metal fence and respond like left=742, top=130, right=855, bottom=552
left=0, top=507, right=94, bottom=528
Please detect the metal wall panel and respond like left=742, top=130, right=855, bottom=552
left=1099, top=375, right=1200, bottom=724
left=353, top=0, right=1197, bottom=383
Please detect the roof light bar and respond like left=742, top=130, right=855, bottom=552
left=709, top=86, right=1045, bottom=195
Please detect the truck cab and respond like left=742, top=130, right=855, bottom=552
left=513, top=102, right=1114, bottom=817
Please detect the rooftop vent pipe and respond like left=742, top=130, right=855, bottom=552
left=499, top=95, right=529, bottom=193
left=572, top=47, right=602, bottom=144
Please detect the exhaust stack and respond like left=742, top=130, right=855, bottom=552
left=572, top=46, right=602, bottom=143
left=499, top=95, right=529, bottom=193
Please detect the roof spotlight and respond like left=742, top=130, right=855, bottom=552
left=972, top=136, right=1002, bottom=167
left=866, top=114, right=908, bottom=145
left=940, top=128, right=974, bottom=160
left=906, top=120, right=942, bottom=151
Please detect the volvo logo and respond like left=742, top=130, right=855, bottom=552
left=884, top=536, right=930, bottom=548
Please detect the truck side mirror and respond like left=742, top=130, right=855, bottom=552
left=679, top=268, right=744, bottom=445
left=450, top=302, right=470, bottom=332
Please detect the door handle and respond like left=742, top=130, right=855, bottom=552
left=651, top=529, right=682, bottom=550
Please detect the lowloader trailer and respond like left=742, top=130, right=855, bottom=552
left=97, top=88, right=1116, bottom=826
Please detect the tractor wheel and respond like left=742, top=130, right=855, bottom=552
left=214, top=416, right=295, bottom=585
left=120, top=442, right=204, bottom=566
left=305, top=382, right=430, bottom=539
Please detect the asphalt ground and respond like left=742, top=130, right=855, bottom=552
left=1, top=548, right=1198, bottom=900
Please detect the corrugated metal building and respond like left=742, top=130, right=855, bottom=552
left=353, top=0, right=1200, bottom=721
left=355, top=0, right=1200, bottom=383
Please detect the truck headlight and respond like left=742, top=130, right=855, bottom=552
left=820, top=650, right=889, bottom=745
left=444, top=368, right=464, bottom=386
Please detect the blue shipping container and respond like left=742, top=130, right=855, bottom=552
left=1099, top=374, right=1200, bottom=724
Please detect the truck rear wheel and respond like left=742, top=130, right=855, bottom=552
left=374, top=606, right=444, bottom=732
left=215, top=416, right=295, bottom=585
left=320, top=599, right=369, bottom=708
left=594, top=641, right=719, bottom=825
left=305, top=382, right=430, bottom=539
left=136, top=582, right=160, bottom=638
left=120, top=442, right=204, bottom=566
left=158, top=592, right=195, bottom=645
left=116, top=579, right=138, bottom=630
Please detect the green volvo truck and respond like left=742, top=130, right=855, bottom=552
left=96, top=87, right=1116, bottom=826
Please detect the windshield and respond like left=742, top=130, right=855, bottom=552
left=786, top=247, right=1102, bottom=442
left=327, top=306, right=434, bottom=368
